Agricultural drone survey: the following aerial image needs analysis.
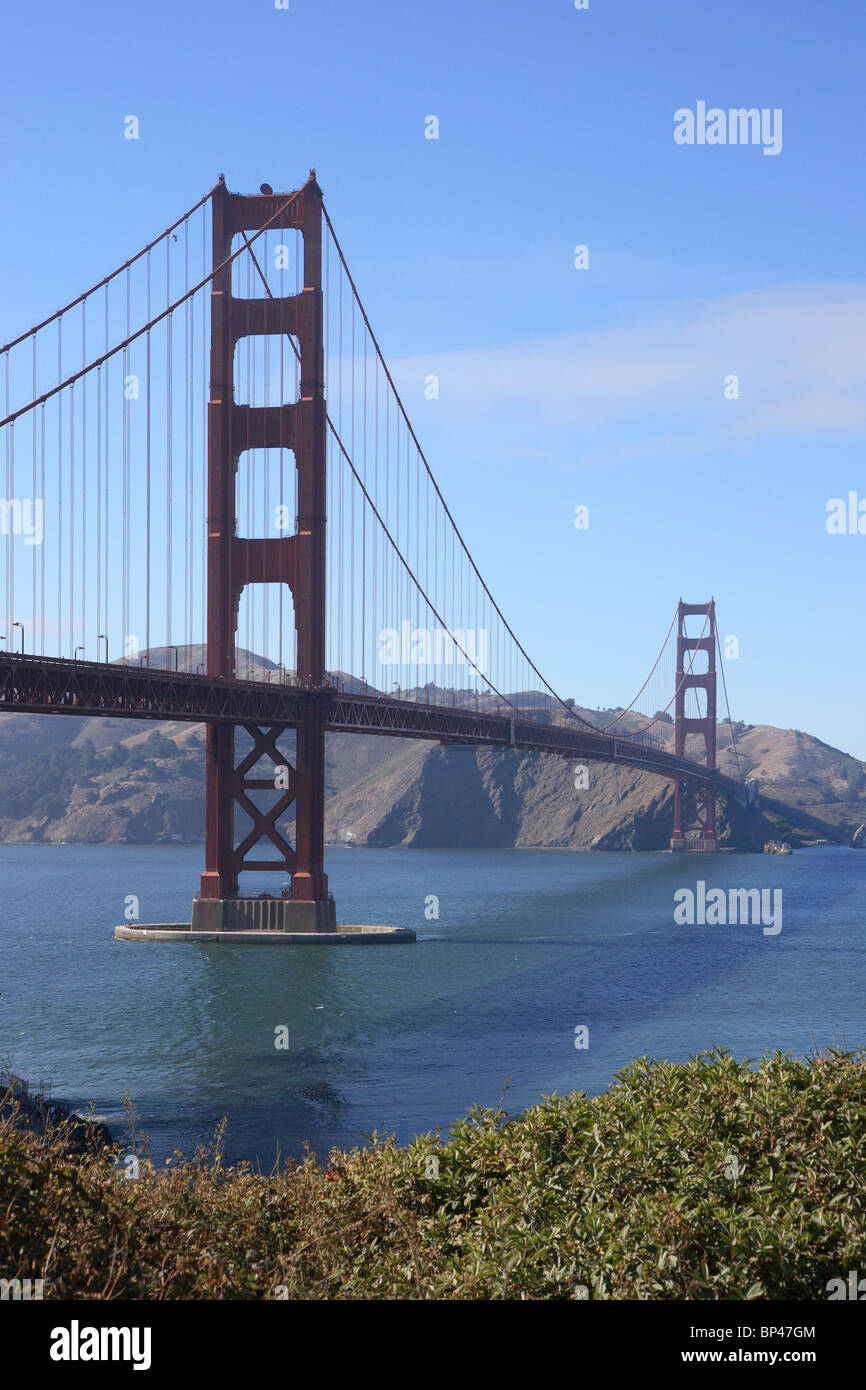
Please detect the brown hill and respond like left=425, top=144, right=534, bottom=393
left=0, top=651, right=863, bottom=852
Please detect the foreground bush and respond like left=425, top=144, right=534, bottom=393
left=1, top=1048, right=864, bottom=1299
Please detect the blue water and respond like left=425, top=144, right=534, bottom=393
left=1, top=844, right=863, bottom=1166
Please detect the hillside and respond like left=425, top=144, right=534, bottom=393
left=0, top=648, right=863, bottom=851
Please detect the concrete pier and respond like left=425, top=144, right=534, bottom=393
left=190, top=895, right=338, bottom=934
left=115, top=923, right=415, bottom=944
left=115, top=897, right=415, bottom=945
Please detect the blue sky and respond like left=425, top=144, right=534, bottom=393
left=1, top=0, right=864, bottom=756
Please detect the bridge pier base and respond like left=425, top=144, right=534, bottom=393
left=115, top=921, right=415, bottom=945
left=190, top=896, right=337, bottom=934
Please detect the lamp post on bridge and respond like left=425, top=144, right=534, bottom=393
left=97, top=634, right=108, bottom=663
left=12, top=621, right=24, bottom=654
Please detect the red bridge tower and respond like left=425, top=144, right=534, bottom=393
left=670, top=599, right=717, bottom=852
left=193, top=174, right=334, bottom=932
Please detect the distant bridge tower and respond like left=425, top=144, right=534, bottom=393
left=194, top=173, right=334, bottom=931
left=670, top=599, right=717, bottom=852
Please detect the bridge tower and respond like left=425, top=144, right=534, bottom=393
left=194, top=173, right=335, bottom=932
left=670, top=599, right=717, bottom=852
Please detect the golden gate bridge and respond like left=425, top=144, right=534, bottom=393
left=0, top=172, right=746, bottom=942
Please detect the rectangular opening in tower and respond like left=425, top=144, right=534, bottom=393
left=233, top=334, right=302, bottom=407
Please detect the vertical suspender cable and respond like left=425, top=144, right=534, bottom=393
left=337, top=263, right=344, bottom=681
left=361, top=327, right=367, bottom=690
left=126, top=265, right=132, bottom=652
left=201, top=208, right=207, bottom=657
left=96, top=364, right=101, bottom=651
left=31, top=337, right=37, bottom=650
left=3, top=352, right=9, bottom=640
left=103, top=288, right=109, bottom=651
left=146, top=248, right=151, bottom=660
left=372, top=352, right=379, bottom=696
left=57, top=320, right=62, bottom=656
left=40, top=401, right=46, bottom=652
left=166, top=241, right=173, bottom=661
left=69, top=385, right=75, bottom=654
left=350, top=295, right=355, bottom=679
left=186, top=218, right=193, bottom=661
left=263, top=232, right=270, bottom=673
left=81, top=302, right=87, bottom=655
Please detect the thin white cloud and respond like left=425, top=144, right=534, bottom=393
left=390, top=284, right=866, bottom=462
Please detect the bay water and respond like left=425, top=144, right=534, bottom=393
left=1, top=843, right=863, bottom=1166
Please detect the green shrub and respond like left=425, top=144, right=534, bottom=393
left=1, top=1049, right=863, bottom=1300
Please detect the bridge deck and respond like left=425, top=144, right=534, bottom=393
left=0, top=653, right=736, bottom=790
